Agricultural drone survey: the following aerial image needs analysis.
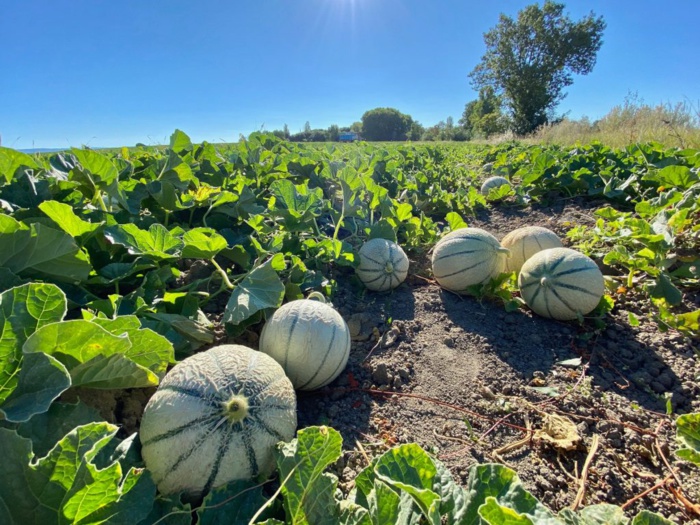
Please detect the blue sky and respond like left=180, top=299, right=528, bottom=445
left=1, top=0, right=698, bottom=149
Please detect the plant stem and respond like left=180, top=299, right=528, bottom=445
left=210, top=258, right=234, bottom=289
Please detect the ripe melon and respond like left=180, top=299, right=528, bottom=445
left=501, top=226, right=563, bottom=273
left=480, top=176, right=510, bottom=196
left=259, top=294, right=351, bottom=391
left=519, top=247, right=605, bottom=321
left=356, top=238, right=409, bottom=292
left=139, top=344, right=297, bottom=496
left=431, top=228, right=510, bottom=293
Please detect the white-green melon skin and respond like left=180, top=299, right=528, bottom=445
left=356, top=238, right=410, bottom=292
left=501, top=226, right=563, bottom=273
left=480, top=176, right=510, bottom=195
left=139, top=344, right=297, bottom=496
left=431, top=228, right=509, bottom=293
left=259, top=300, right=351, bottom=391
left=518, top=247, right=604, bottom=321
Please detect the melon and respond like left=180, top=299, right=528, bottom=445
left=139, top=344, right=297, bottom=496
left=501, top=226, right=563, bottom=273
left=259, top=293, right=351, bottom=391
left=480, top=176, right=510, bottom=196
left=518, top=247, right=605, bottom=321
left=431, top=228, right=510, bottom=293
left=356, top=238, right=409, bottom=292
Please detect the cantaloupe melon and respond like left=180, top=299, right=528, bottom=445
left=519, top=247, right=605, bottom=321
left=259, top=294, right=351, bottom=391
left=139, top=344, right=297, bottom=496
left=480, top=176, right=510, bottom=196
left=356, top=238, right=409, bottom=292
left=431, top=228, right=510, bottom=293
left=501, top=226, right=563, bottom=273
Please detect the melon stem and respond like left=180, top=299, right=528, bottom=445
left=540, top=277, right=549, bottom=287
left=223, top=394, right=249, bottom=424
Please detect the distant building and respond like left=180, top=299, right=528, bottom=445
left=339, top=132, right=360, bottom=142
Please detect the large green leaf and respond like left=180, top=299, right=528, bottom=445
left=276, top=426, right=343, bottom=525
left=0, top=283, right=67, bottom=406
left=13, top=400, right=102, bottom=457
left=462, top=464, right=560, bottom=525
left=644, top=165, right=698, bottom=190
left=374, top=444, right=441, bottom=525
left=196, top=480, right=270, bottom=524
left=676, top=412, right=700, bottom=466
left=0, top=215, right=91, bottom=282
left=479, top=496, right=534, bottom=524
left=22, top=319, right=170, bottom=389
left=169, top=129, right=194, bottom=155
left=630, top=510, right=674, bottom=525
left=0, top=147, right=41, bottom=184
left=182, top=227, right=228, bottom=259
left=559, top=504, right=628, bottom=525
left=0, top=351, right=70, bottom=423
left=224, top=256, right=285, bottom=325
left=104, top=223, right=183, bottom=261
left=39, top=200, right=102, bottom=240
left=0, top=423, right=155, bottom=524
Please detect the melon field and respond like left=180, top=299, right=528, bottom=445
left=0, top=132, right=698, bottom=524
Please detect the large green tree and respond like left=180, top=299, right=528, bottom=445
left=470, top=1, right=605, bottom=134
left=460, top=86, right=508, bottom=138
left=361, top=108, right=414, bottom=141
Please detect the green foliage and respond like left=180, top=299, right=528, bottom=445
left=460, top=86, right=509, bottom=138
left=470, top=1, right=606, bottom=134
left=676, top=413, right=700, bottom=466
left=361, top=107, right=415, bottom=141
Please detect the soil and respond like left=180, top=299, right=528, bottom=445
left=69, top=198, right=700, bottom=523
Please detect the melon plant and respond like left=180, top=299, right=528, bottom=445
left=501, top=226, right=563, bottom=273
left=431, top=228, right=510, bottom=293
left=259, top=293, right=351, bottom=391
left=356, top=238, right=409, bottom=291
left=519, top=247, right=605, bottom=321
left=139, top=344, right=297, bottom=496
left=480, top=176, right=510, bottom=196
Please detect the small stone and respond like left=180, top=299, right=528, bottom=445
left=372, top=363, right=391, bottom=386
left=443, top=337, right=455, bottom=348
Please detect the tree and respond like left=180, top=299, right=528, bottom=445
left=327, top=124, right=340, bottom=142
left=460, top=86, right=509, bottom=138
left=470, top=1, right=605, bottom=134
left=361, top=108, right=414, bottom=141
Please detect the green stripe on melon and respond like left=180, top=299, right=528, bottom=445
left=518, top=247, right=605, bottom=321
left=501, top=226, right=563, bottom=273
left=139, top=344, right=297, bottom=496
left=431, top=228, right=510, bottom=293
left=356, top=238, right=410, bottom=292
left=259, top=296, right=351, bottom=391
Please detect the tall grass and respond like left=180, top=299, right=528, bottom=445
left=529, top=93, right=700, bottom=148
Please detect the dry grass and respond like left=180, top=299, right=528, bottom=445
left=530, top=94, right=700, bottom=148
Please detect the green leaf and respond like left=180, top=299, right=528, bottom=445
left=445, top=212, right=468, bottom=231
left=13, top=400, right=102, bottom=458
left=645, top=273, right=682, bottom=306
left=182, top=227, right=228, bottom=259
left=105, top=223, right=183, bottom=260
left=0, top=423, right=156, bottom=524
left=71, top=147, right=119, bottom=185
left=23, top=319, right=166, bottom=389
left=644, top=165, right=698, bottom=190
left=559, top=504, right=628, bottom=525
left=224, top=258, right=285, bottom=325
left=0, top=351, right=70, bottom=423
left=276, top=426, right=343, bottom=525
left=0, top=283, right=67, bottom=406
left=366, top=479, right=404, bottom=524
left=433, top=457, right=469, bottom=525
left=39, top=200, right=102, bottom=240
left=0, top=216, right=92, bottom=283
left=0, top=147, right=40, bottom=184
left=374, top=443, right=441, bottom=524
left=196, top=479, right=269, bottom=524
left=369, top=219, right=398, bottom=242
left=630, top=510, right=675, bottom=525
left=463, top=464, right=559, bottom=525
left=479, top=496, right=535, bottom=524
left=170, top=129, right=193, bottom=155
left=676, top=413, right=700, bottom=466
